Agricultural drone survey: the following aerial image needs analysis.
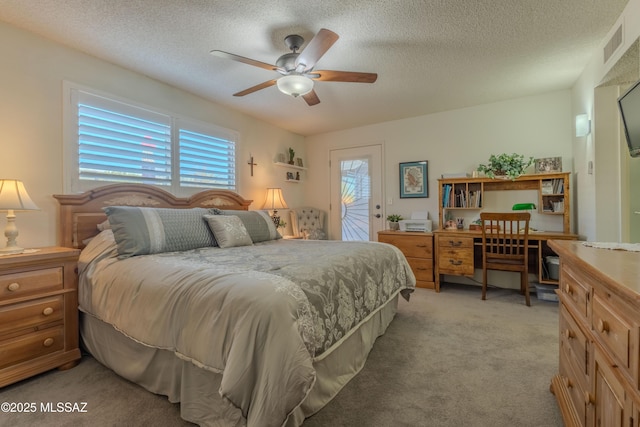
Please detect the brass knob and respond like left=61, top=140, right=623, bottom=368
left=7, top=282, right=20, bottom=292
left=43, top=338, right=54, bottom=347
left=563, top=283, right=572, bottom=295
left=42, top=307, right=54, bottom=316
left=564, top=329, right=574, bottom=339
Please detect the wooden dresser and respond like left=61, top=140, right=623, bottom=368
left=0, top=247, right=81, bottom=387
left=548, top=240, right=640, bottom=426
left=377, top=230, right=434, bottom=289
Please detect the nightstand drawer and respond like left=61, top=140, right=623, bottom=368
left=0, top=326, right=65, bottom=369
left=406, top=257, right=433, bottom=282
left=0, top=296, right=64, bottom=337
left=592, top=293, right=632, bottom=370
left=0, top=267, right=64, bottom=301
left=380, top=235, right=432, bottom=258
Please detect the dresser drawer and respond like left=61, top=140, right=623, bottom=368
left=406, top=257, right=433, bottom=282
left=436, top=236, right=474, bottom=275
left=559, top=346, right=588, bottom=426
left=559, top=264, right=590, bottom=318
left=380, top=235, right=432, bottom=258
left=0, top=325, right=65, bottom=369
left=559, top=304, right=589, bottom=378
left=0, top=296, right=64, bottom=337
left=592, top=293, right=632, bottom=371
left=0, top=267, right=64, bottom=301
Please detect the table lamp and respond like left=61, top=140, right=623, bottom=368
left=0, top=179, right=40, bottom=254
left=512, top=202, right=536, bottom=231
left=262, top=188, right=288, bottom=226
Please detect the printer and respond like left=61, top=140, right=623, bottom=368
left=399, top=211, right=432, bottom=232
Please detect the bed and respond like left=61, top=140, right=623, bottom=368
left=54, top=184, right=416, bottom=427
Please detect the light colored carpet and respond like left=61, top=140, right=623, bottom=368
left=0, top=284, right=562, bottom=427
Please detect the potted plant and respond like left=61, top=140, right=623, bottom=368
left=386, top=214, right=403, bottom=230
left=288, top=147, right=295, bottom=165
left=476, top=153, right=534, bottom=180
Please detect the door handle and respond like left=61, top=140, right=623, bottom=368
left=374, top=214, right=381, bottom=218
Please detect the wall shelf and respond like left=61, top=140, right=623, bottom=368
left=274, top=162, right=307, bottom=171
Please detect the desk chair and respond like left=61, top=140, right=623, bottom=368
left=480, top=212, right=531, bottom=306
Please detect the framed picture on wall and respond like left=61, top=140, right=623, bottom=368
left=399, top=161, right=428, bottom=198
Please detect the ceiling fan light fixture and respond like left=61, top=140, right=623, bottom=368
left=277, top=75, right=314, bottom=98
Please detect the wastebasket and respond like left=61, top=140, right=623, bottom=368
left=545, top=256, right=560, bottom=280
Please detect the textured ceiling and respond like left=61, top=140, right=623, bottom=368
left=0, top=0, right=630, bottom=136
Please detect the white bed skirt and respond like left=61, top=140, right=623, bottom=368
left=80, top=294, right=399, bottom=426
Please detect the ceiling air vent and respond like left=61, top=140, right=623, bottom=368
left=603, top=25, right=623, bottom=64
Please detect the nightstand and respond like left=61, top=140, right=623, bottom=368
left=0, top=247, right=81, bottom=387
left=377, top=230, right=434, bottom=290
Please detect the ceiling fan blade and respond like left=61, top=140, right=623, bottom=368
left=211, top=50, right=282, bottom=72
left=309, top=70, right=378, bottom=83
left=302, top=90, right=320, bottom=106
left=295, top=28, right=339, bottom=72
left=233, top=79, right=278, bottom=97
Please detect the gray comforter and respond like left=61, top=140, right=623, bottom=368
left=78, top=231, right=415, bottom=427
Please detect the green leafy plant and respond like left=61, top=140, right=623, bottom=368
left=477, top=153, right=534, bottom=180
left=277, top=219, right=286, bottom=229
left=386, top=214, right=403, bottom=222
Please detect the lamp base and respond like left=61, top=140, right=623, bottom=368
left=0, top=245, right=24, bottom=254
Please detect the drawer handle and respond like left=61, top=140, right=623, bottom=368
left=43, top=338, right=55, bottom=347
left=563, top=283, right=572, bottom=295
left=564, top=329, right=574, bottom=340
left=42, top=307, right=54, bottom=316
left=449, top=259, right=463, bottom=266
left=416, top=267, right=427, bottom=271
left=584, top=391, right=594, bottom=405
left=563, top=377, right=572, bottom=389
left=598, top=319, right=609, bottom=333
left=7, top=282, right=20, bottom=292
left=416, top=244, right=427, bottom=248
left=448, top=240, right=462, bottom=247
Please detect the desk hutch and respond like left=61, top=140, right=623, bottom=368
left=433, top=172, right=577, bottom=292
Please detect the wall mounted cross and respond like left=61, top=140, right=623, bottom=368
left=247, top=154, right=257, bottom=177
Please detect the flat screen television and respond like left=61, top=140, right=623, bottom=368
left=618, top=78, right=640, bottom=158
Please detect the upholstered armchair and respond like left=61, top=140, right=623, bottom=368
left=290, top=207, right=327, bottom=240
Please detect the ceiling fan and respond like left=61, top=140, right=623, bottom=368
left=210, top=28, right=377, bottom=106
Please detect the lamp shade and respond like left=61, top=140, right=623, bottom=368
left=277, top=75, right=314, bottom=98
left=262, top=188, right=288, bottom=210
left=0, top=179, right=39, bottom=211
left=512, top=203, right=536, bottom=211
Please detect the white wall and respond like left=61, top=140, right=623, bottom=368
left=305, top=91, right=573, bottom=234
left=0, top=22, right=306, bottom=248
left=571, top=0, right=640, bottom=242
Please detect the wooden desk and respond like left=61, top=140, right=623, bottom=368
left=433, top=229, right=577, bottom=292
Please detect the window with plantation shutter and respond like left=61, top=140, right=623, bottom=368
left=179, top=126, right=236, bottom=190
left=64, top=84, right=237, bottom=194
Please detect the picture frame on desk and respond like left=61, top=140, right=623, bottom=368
left=399, top=161, right=428, bottom=198
left=534, top=157, right=562, bottom=174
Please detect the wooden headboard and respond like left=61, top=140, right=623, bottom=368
left=53, top=184, right=253, bottom=249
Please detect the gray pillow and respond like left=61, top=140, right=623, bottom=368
left=203, top=215, right=253, bottom=248
left=104, top=206, right=217, bottom=258
left=219, top=210, right=281, bottom=243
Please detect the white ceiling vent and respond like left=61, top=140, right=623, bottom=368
left=603, top=24, right=623, bottom=64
